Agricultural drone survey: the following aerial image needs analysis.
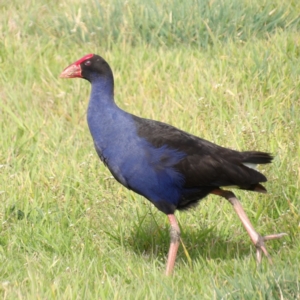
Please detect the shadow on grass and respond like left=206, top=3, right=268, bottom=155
left=124, top=223, right=253, bottom=263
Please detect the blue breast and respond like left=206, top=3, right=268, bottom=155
left=87, top=99, right=185, bottom=212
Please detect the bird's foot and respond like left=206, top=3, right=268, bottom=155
left=214, top=189, right=288, bottom=264
left=255, top=232, right=287, bottom=264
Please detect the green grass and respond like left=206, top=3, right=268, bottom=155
left=1, top=0, right=300, bottom=298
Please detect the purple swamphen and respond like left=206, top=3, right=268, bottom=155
left=60, top=54, right=286, bottom=275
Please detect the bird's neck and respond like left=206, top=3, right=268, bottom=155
left=87, top=76, right=123, bottom=141
left=87, top=76, right=120, bottom=119
left=89, top=76, right=115, bottom=107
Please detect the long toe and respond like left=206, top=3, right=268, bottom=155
left=255, top=232, right=287, bottom=264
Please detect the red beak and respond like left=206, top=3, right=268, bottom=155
left=60, top=63, right=82, bottom=78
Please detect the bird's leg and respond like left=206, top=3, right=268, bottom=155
left=166, top=214, right=180, bottom=275
left=211, top=189, right=287, bottom=263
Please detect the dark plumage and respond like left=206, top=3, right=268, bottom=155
left=60, top=54, right=286, bottom=275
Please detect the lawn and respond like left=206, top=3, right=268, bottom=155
left=0, top=0, right=299, bottom=299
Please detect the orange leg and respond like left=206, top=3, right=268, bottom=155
left=165, top=214, right=180, bottom=275
left=211, top=189, right=287, bottom=263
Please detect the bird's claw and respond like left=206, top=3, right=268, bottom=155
left=255, top=233, right=287, bottom=264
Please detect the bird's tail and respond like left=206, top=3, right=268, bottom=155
left=242, top=151, right=273, bottom=165
left=239, top=151, right=273, bottom=193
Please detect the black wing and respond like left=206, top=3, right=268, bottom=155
left=132, top=115, right=272, bottom=190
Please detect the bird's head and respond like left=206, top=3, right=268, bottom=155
left=60, top=54, right=113, bottom=83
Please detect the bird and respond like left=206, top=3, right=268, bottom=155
left=60, top=54, right=286, bottom=275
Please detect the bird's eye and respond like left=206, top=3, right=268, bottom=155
left=85, top=60, right=91, bottom=66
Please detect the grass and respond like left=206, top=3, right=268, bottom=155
left=0, top=0, right=300, bottom=298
